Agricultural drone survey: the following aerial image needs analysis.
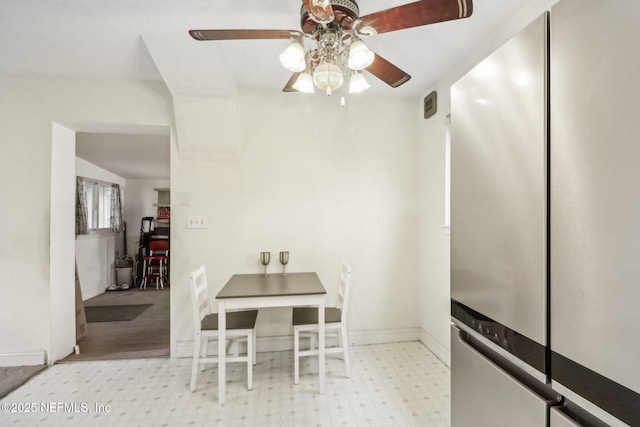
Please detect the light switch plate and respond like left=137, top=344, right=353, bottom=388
left=187, top=215, right=207, bottom=229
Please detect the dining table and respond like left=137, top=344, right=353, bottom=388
left=215, top=272, right=327, bottom=404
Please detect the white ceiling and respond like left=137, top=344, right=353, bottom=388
left=76, top=132, right=170, bottom=180
left=0, top=0, right=533, bottom=178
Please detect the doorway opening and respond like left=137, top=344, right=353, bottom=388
left=51, top=123, right=171, bottom=363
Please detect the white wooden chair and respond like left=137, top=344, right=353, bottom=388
left=292, top=262, right=352, bottom=384
left=189, top=265, right=258, bottom=392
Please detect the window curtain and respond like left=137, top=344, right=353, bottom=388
left=110, top=184, right=125, bottom=232
left=75, top=177, right=89, bottom=235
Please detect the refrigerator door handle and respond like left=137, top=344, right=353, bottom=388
left=455, top=325, right=560, bottom=406
left=451, top=325, right=558, bottom=427
left=452, top=317, right=548, bottom=383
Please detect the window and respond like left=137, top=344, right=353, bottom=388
left=84, top=180, right=113, bottom=230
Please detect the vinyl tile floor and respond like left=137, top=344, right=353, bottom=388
left=0, top=341, right=450, bottom=426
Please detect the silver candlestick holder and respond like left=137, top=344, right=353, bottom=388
left=279, top=251, right=289, bottom=275
left=260, top=251, right=270, bottom=276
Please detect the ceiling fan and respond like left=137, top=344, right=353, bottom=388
left=190, top=0, right=473, bottom=95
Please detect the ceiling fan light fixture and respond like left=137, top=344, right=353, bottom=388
left=357, top=25, right=377, bottom=37
left=348, top=40, right=374, bottom=70
left=349, top=71, right=370, bottom=93
left=293, top=72, right=315, bottom=93
left=192, top=0, right=473, bottom=94
left=313, top=60, right=344, bottom=95
left=279, top=41, right=306, bottom=72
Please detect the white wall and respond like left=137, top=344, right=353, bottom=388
left=0, top=70, right=420, bottom=364
left=75, top=233, right=119, bottom=299
left=171, top=89, right=421, bottom=355
left=76, top=157, right=126, bottom=187
left=417, top=0, right=560, bottom=366
left=0, top=73, right=173, bottom=365
left=50, top=123, right=77, bottom=363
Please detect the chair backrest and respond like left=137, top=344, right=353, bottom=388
left=149, top=239, right=169, bottom=255
left=336, top=262, right=352, bottom=322
left=189, top=266, right=211, bottom=331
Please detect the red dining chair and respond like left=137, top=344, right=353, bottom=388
left=140, top=240, right=169, bottom=290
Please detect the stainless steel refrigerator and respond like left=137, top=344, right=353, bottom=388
left=450, top=1, right=640, bottom=426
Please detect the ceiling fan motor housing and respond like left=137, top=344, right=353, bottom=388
left=300, top=0, right=360, bottom=34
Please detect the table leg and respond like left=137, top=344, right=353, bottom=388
left=318, top=299, right=325, bottom=394
left=218, top=300, right=226, bottom=404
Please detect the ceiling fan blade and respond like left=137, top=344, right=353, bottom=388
left=359, top=0, right=473, bottom=35
left=366, top=54, right=411, bottom=88
left=189, top=29, right=300, bottom=41
left=282, top=73, right=301, bottom=92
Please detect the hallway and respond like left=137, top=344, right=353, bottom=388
left=61, top=288, right=169, bottom=362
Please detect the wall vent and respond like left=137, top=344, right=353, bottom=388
left=424, top=91, right=437, bottom=119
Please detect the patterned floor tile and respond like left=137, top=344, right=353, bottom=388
left=0, top=342, right=449, bottom=426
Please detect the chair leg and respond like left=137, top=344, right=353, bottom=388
left=140, top=260, right=147, bottom=290
left=200, top=337, right=208, bottom=372
left=190, top=333, right=201, bottom=392
left=294, top=327, right=300, bottom=385
left=247, top=330, right=253, bottom=390
left=252, top=327, right=257, bottom=366
left=341, top=325, right=351, bottom=378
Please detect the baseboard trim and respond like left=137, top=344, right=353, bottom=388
left=175, top=327, right=422, bottom=358
left=349, top=327, right=421, bottom=346
left=82, top=285, right=106, bottom=301
left=419, top=328, right=450, bottom=367
left=0, top=351, right=47, bottom=367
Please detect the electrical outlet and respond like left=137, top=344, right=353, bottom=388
left=187, top=215, right=207, bottom=229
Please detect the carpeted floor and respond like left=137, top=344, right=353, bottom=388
left=61, top=287, right=169, bottom=362
left=0, top=365, right=47, bottom=399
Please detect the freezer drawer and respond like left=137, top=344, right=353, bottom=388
left=451, top=325, right=552, bottom=427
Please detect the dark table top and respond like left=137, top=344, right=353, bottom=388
left=216, top=272, right=326, bottom=299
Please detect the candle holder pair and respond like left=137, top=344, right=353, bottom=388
left=259, top=251, right=289, bottom=276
